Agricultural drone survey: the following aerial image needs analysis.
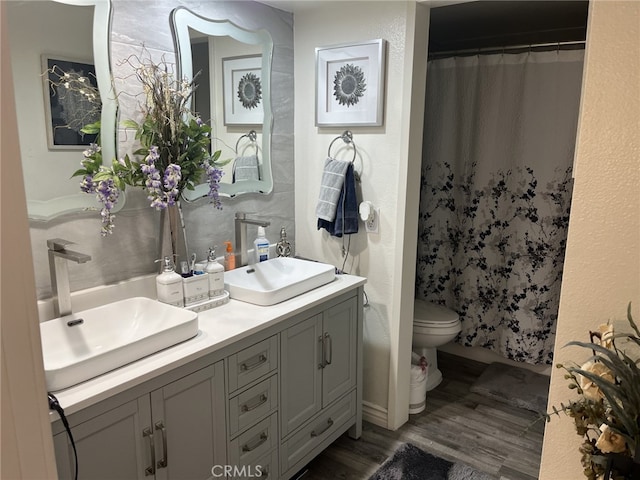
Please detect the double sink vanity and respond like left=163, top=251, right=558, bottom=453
left=43, top=257, right=365, bottom=480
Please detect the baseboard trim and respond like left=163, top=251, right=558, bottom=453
left=362, top=400, right=388, bottom=428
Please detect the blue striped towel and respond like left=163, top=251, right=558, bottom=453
left=315, top=157, right=350, bottom=222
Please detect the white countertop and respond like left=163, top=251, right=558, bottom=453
left=49, top=273, right=366, bottom=418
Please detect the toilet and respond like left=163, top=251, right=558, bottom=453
left=413, top=299, right=461, bottom=391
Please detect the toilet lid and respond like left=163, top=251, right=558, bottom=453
left=414, top=300, right=459, bottom=325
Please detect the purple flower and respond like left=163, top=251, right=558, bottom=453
left=203, top=160, right=224, bottom=209
left=95, top=178, right=119, bottom=236
left=80, top=174, right=96, bottom=194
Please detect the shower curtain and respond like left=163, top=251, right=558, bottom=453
left=416, top=50, right=584, bottom=365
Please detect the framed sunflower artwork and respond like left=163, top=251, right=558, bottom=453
left=315, top=39, right=386, bottom=127
left=222, top=55, right=264, bottom=126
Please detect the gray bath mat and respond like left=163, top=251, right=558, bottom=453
left=470, top=362, right=550, bottom=413
left=369, top=443, right=495, bottom=480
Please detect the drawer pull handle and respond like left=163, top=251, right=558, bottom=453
left=241, top=393, right=268, bottom=413
left=240, top=353, right=267, bottom=372
left=310, top=418, right=334, bottom=438
left=143, top=427, right=156, bottom=476
left=155, top=421, right=168, bottom=469
left=242, top=431, right=269, bottom=452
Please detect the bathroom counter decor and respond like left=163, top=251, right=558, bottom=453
left=545, top=303, right=640, bottom=480
left=48, top=273, right=365, bottom=480
left=73, top=50, right=228, bottom=245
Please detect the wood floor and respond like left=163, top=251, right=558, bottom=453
left=298, top=352, right=546, bottom=480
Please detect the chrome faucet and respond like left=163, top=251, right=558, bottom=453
left=47, top=238, right=92, bottom=317
left=234, top=213, right=270, bottom=267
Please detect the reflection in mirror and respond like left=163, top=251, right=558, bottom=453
left=171, top=7, right=274, bottom=199
left=6, top=0, right=120, bottom=221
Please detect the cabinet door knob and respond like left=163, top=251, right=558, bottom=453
left=155, top=421, right=168, bottom=469
left=142, top=427, right=156, bottom=476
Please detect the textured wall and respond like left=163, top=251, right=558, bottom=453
left=28, top=1, right=294, bottom=301
left=539, top=2, right=640, bottom=478
left=293, top=1, right=429, bottom=427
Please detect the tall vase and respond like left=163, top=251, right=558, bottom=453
left=158, top=201, right=189, bottom=273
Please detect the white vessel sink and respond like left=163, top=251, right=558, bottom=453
left=224, top=257, right=336, bottom=306
left=41, top=297, right=198, bottom=391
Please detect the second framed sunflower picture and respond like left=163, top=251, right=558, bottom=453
left=315, top=39, right=386, bottom=127
left=223, top=55, right=264, bottom=126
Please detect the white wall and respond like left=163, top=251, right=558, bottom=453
left=294, top=1, right=429, bottom=429
left=539, top=1, right=640, bottom=478
left=1, top=3, right=59, bottom=478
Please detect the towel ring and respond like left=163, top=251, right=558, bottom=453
left=235, top=130, right=258, bottom=154
left=328, top=130, right=357, bottom=163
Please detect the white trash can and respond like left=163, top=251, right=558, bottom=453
left=409, top=352, right=428, bottom=414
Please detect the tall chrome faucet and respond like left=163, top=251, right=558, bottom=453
left=47, top=239, right=91, bottom=317
left=234, top=213, right=270, bottom=267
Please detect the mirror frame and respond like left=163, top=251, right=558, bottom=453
left=171, top=6, right=274, bottom=199
left=27, top=0, right=121, bottom=221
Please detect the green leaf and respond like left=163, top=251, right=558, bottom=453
left=121, top=119, right=139, bottom=130
left=71, top=169, right=88, bottom=178
left=80, top=121, right=101, bottom=135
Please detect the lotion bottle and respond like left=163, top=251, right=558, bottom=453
left=254, top=226, right=270, bottom=263
left=224, top=241, right=236, bottom=271
left=156, top=256, right=184, bottom=307
left=205, top=247, right=225, bottom=298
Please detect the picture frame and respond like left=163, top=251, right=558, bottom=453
left=315, top=38, right=386, bottom=127
left=41, top=55, right=99, bottom=150
left=222, top=55, right=264, bottom=126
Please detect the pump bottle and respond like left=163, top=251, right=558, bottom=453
left=205, top=247, right=225, bottom=298
left=156, top=256, right=184, bottom=307
left=224, top=241, right=236, bottom=271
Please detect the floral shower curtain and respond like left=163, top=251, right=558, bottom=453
left=416, top=50, right=584, bottom=365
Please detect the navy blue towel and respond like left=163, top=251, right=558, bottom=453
left=318, top=163, right=359, bottom=237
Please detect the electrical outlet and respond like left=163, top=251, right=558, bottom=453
left=365, top=207, right=380, bottom=233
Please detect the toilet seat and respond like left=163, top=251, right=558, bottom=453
left=413, top=300, right=459, bottom=327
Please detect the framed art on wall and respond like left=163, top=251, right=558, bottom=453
left=42, top=55, right=99, bottom=149
left=315, top=38, right=386, bottom=127
left=222, top=55, right=264, bottom=126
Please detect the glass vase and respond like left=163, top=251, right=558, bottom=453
left=158, top=201, right=189, bottom=273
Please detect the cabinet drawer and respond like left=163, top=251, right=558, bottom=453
left=229, top=375, right=278, bottom=438
left=232, top=448, right=278, bottom=480
left=281, top=391, right=356, bottom=473
left=228, top=336, right=278, bottom=393
left=229, top=413, right=278, bottom=467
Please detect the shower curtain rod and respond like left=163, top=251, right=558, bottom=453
left=428, top=40, right=585, bottom=60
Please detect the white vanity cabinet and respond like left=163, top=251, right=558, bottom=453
left=53, top=362, right=226, bottom=480
left=279, top=296, right=360, bottom=477
left=51, top=280, right=364, bottom=480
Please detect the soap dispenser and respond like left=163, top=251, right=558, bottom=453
left=276, top=226, right=292, bottom=257
left=205, top=247, right=225, bottom=298
left=254, top=226, right=270, bottom=263
left=156, top=256, right=184, bottom=307
left=224, top=241, right=236, bottom=271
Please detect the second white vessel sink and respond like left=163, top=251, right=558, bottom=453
left=224, top=257, right=336, bottom=306
left=41, top=297, right=199, bottom=391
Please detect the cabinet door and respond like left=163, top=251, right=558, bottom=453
left=280, top=314, right=323, bottom=437
left=53, top=397, right=150, bottom=480
left=322, top=297, right=358, bottom=406
left=151, top=362, right=226, bottom=480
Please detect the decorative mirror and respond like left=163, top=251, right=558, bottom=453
left=171, top=7, right=274, bottom=199
left=7, top=0, right=120, bottom=221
